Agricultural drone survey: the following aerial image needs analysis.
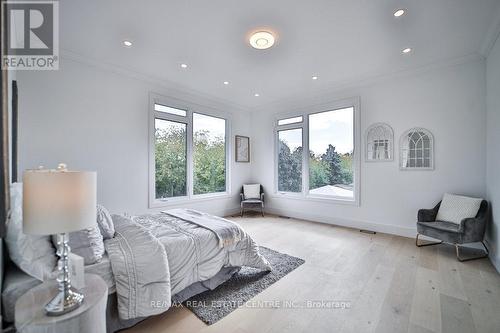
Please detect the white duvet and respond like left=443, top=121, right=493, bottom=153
left=105, top=211, right=271, bottom=320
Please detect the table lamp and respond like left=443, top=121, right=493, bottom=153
left=23, top=164, right=96, bottom=316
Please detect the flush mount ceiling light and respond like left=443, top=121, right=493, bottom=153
left=180, top=63, right=188, bottom=68
left=223, top=81, right=229, bottom=85
left=394, top=9, right=406, bottom=17
left=122, top=40, right=133, bottom=47
left=249, top=31, right=275, bottom=50
left=312, top=76, right=318, bottom=80
left=402, top=47, right=412, bottom=54
left=254, top=93, right=260, bottom=97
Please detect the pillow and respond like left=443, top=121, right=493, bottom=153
left=435, top=193, right=483, bottom=225
left=54, top=226, right=105, bottom=265
left=243, top=184, right=261, bottom=200
left=96, top=204, right=115, bottom=239
left=5, top=183, right=57, bottom=281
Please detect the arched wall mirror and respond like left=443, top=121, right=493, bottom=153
left=366, top=123, right=394, bottom=162
left=399, top=127, right=434, bottom=170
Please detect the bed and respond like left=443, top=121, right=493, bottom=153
left=2, top=209, right=271, bottom=332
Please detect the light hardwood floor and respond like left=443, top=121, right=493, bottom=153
left=124, top=214, right=500, bottom=333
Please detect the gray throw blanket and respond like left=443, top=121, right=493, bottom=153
left=164, top=208, right=244, bottom=248
left=105, top=215, right=171, bottom=320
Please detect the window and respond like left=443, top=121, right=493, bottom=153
left=275, top=98, right=359, bottom=203
left=193, top=113, right=226, bottom=195
left=309, top=107, right=354, bottom=199
left=277, top=128, right=303, bottom=192
left=154, top=103, right=187, bottom=117
left=400, top=128, right=434, bottom=170
left=150, top=95, right=229, bottom=206
left=278, top=116, right=303, bottom=126
left=154, top=119, right=187, bottom=199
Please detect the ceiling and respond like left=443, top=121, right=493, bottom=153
left=60, top=0, right=500, bottom=109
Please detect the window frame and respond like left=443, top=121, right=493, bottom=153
left=273, top=97, right=360, bottom=205
left=149, top=93, right=231, bottom=208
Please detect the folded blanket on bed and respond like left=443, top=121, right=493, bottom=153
left=164, top=208, right=244, bottom=248
left=105, top=215, right=171, bottom=320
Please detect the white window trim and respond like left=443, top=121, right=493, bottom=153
left=273, top=97, right=361, bottom=206
left=148, top=92, right=232, bottom=208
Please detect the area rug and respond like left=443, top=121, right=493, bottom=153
left=183, top=246, right=305, bottom=325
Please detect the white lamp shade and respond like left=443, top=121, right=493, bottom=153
left=23, top=169, right=97, bottom=235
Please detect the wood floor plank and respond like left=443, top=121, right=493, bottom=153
left=375, top=258, right=417, bottom=333
left=459, top=265, right=500, bottom=333
left=341, top=264, right=396, bottom=332
left=416, top=244, right=439, bottom=271
left=409, top=267, right=442, bottom=333
left=436, top=245, right=467, bottom=301
left=440, top=294, right=476, bottom=333
left=408, top=323, right=438, bottom=333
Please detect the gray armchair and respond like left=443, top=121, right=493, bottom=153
left=240, top=185, right=264, bottom=217
left=416, top=200, right=489, bottom=261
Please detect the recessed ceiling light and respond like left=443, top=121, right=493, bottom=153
left=402, top=47, right=412, bottom=54
left=312, top=76, right=318, bottom=80
left=223, top=81, right=229, bottom=85
left=122, top=40, right=133, bottom=47
left=180, top=63, right=188, bottom=68
left=249, top=31, right=275, bottom=50
left=394, top=9, right=406, bottom=17
left=254, top=93, right=260, bottom=97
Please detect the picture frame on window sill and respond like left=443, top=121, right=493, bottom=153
left=235, top=135, right=250, bottom=162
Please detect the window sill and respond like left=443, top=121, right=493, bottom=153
left=149, top=192, right=232, bottom=209
left=271, top=192, right=359, bottom=206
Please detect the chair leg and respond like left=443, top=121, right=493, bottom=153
left=415, top=233, right=443, bottom=247
left=261, top=205, right=264, bottom=217
left=241, top=206, right=244, bottom=217
left=455, top=242, right=489, bottom=262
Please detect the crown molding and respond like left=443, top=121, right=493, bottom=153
left=61, top=48, right=484, bottom=115
left=251, top=52, right=484, bottom=113
left=480, top=4, right=500, bottom=58
left=59, top=49, right=251, bottom=114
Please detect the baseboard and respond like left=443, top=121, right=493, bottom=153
left=220, top=207, right=241, bottom=218
left=491, top=254, right=500, bottom=273
left=484, top=239, right=500, bottom=273
left=264, top=206, right=417, bottom=239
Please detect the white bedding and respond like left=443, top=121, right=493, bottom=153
left=133, top=212, right=270, bottom=294
left=105, top=211, right=271, bottom=320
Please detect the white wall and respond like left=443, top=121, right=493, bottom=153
left=16, top=57, right=252, bottom=216
left=16, top=56, right=490, bottom=245
left=251, top=60, right=487, bottom=237
left=486, top=35, right=500, bottom=272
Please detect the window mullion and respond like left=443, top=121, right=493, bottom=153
left=303, top=117, right=309, bottom=197
left=187, top=110, right=194, bottom=198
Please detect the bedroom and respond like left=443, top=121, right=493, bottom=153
left=1, top=0, right=500, bottom=332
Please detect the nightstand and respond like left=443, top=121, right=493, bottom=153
left=15, top=273, right=108, bottom=333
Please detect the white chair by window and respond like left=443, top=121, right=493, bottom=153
left=240, top=184, right=264, bottom=217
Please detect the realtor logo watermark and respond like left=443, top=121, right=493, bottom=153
left=2, top=0, right=59, bottom=70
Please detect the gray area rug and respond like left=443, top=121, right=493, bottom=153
left=183, top=246, right=305, bottom=325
